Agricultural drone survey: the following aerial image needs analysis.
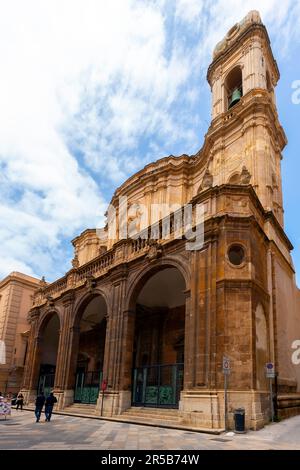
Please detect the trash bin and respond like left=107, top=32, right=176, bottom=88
left=234, top=408, right=246, bottom=433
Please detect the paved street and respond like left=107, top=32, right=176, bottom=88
left=0, top=410, right=300, bottom=450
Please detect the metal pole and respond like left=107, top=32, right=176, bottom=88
left=101, top=389, right=104, bottom=417
left=274, top=373, right=278, bottom=421
left=270, top=378, right=274, bottom=422
left=224, top=372, right=228, bottom=431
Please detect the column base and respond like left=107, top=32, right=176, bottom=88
left=51, top=389, right=74, bottom=410
left=179, top=389, right=270, bottom=430
left=20, top=389, right=37, bottom=405
left=179, top=390, right=222, bottom=429
left=95, top=390, right=131, bottom=417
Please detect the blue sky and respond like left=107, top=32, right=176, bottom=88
left=0, top=0, right=299, bottom=285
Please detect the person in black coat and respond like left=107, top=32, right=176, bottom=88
left=16, top=392, right=24, bottom=411
left=45, top=392, right=57, bottom=422
left=35, top=392, right=45, bottom=422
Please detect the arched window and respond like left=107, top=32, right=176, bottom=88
left=225, top=66, right=243, bottom=111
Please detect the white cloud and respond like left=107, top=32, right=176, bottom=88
left=175, top=0, right=204, bottom=24
left=0, top=0, right=298, bottom=280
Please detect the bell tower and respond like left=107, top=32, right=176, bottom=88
left=206, top=11, right=287, bottom=225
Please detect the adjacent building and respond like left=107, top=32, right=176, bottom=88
left=0, top=272, right=40, bottom=395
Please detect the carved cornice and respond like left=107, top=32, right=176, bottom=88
left=207, top=22, right=279, bottom=85
left=208, top=90, right=287, bottom=151
left=216, top=278, right=269, bottom=301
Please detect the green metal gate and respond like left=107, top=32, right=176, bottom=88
left=37, top=373, right=55, bottom=398
left=132, top=363, right=184, bottom=408
left=74, top=370, right=102, bottom=404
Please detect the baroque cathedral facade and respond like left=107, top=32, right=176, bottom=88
left=22, top=11, right=300, bottom=430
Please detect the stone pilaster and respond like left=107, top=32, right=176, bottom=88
left=52, top=292, right=75, bottom=409
left=21, top=308, right=41, bottom=403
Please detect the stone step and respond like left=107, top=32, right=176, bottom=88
left=122, top=407, right=181, bottom=425
left=123, top=411, right=179, bottom=421
left=63, top=404, right=96, bottom=415
left=123, top=414, right=179, bottom=423
left=118, top=415, right=181, bottom=427
left=124, top=407, right=179, bottom=416
left=69, top=403, right=96, bottom=408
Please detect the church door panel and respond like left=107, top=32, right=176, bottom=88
left=37, top=373, right=55, bottom=397
left=74, top=370, right=102, bottom=404
left=132, top=363, right=183, bottom=408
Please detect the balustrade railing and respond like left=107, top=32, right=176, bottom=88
left=33, top=202, right=201, bottom=306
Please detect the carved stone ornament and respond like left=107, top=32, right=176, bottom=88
left=39, top=276, right=47, bottom=287
left=72, top=255, right=79, bottom=269
left=240, top=166, right=252, bottom=184
left=46, top=295, right=55, bottom=307
left=85, top=274, right=96, bottom=291
left=27, top=307, right=40, bottom=324
left=202, top=169, right=213, bottom=189
left=146, top=241, right=162, bottom=261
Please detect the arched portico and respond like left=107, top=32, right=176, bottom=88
left=28, top=310, right=61, bottom=397
left=67, top=293, right=108, bottom=405
left=119, top=261, right=190, bottom=411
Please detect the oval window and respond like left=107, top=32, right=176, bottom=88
left=228, top=244, right=245, bottom=266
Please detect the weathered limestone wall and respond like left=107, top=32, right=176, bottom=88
left=0, top=272, right=40, bottom=394
left=274, top=254, right=300, bottom=392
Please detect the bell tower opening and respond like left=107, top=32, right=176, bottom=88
left=225, top=66, right=243, bottom=110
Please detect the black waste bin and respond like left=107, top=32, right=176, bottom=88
left=234, top=408, right=246, bottom=433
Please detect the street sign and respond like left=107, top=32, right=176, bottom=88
left=223, top=357, right=231, bottom=375
left=266, top=362, right=275, bottom=378
left=266, top=363, right=275, bottom=422
left=223, top=357, right=230, bottom=430
left=223, top=358, right=230, bottom=373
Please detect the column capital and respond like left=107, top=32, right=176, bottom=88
left=183, top=289, right=191, bottom=299
left=62, top=290, right=75, bottom=306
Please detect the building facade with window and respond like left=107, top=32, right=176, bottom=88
left=21, top=11, right=300, bottom=430
left=0, top=272, right=40, bottom=395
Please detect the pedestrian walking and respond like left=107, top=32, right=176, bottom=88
left=16, top=392, right=24, bottom=410
left=44, top=392, right=57, bottom=422
left=34, top=392, right=45, bottom=422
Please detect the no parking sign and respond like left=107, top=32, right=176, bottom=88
left=266, top=362, right=275, bottom=378
left=223, top=357, right=231, bottom=375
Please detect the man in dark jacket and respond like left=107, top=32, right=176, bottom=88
left=45, top=392, right=57, bottom=422
left=35, top=392, right=45, bottom=422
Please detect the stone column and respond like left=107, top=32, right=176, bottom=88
left=21, top=308, right=41, bottom=404
left=183, top=249, right=208, bottom=390
left=97, top=274, right=130, bottom=416
left=50, top=294, right=74, bottom=408
left=180, top=243, right=222, bottom=429
left=51, top=292, right=77, bottom=409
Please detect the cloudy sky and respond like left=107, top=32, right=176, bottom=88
left=0, top=0, right=299, bottom=283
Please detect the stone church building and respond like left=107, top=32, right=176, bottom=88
left=22, top=11, right=300, bottom=430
